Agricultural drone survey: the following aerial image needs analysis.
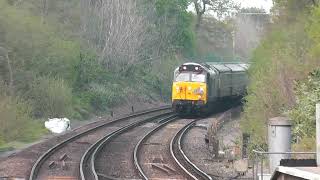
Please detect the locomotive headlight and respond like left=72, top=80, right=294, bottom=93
left=194, top=87, right=204, bottom=95
left=198, top=87, right=204, bottom=95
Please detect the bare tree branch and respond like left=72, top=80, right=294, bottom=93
left=193, top=0, right=238, bottom=29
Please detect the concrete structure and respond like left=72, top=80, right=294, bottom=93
left=268, top=117, right=292, bottom=172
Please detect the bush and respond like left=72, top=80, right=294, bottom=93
left=87, top=83, right=123, bottom=111
left=29, top=77, right=73, bottom=118
left=0, top=95, right=46, bottom=143
left=240, top=23, right=314, bottom=149
left=289, top=71, right=320, bottom=140
left=240, top=5, right=320, bottom=151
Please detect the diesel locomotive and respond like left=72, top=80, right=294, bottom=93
left=171, top=62, right=249, bottom=113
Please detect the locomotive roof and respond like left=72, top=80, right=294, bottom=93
left=203, top=62, right=249, bottom=73
left=177, top=62, right=249, bottom=74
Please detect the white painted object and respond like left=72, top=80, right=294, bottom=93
left=45, top=118, right=71, bottom=134
left=218, top=150, right=225, bottom=155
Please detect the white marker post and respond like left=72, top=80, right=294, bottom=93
left=316, top=103, right=320, bottom=166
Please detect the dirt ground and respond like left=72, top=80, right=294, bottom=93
left=0, top=99, right=166, bottom=179
left=138, top=119, right=192, bottom=180
left=182, top=110, right=253, bottom=179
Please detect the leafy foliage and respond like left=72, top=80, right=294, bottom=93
left=152, top=0, right=195, bottom=54
left=241, top=1, right=320, bottom=151
left=289, top=72, right=320, bottom=139
left=0, top=95, right=46, bottom=146
left=0, top=0, right=191, bottom=146
left=28, top=77, right=73, bottom=118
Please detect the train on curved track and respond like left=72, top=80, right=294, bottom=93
left=172, top=62, right=249, bottom=114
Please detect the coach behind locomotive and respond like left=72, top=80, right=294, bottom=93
left=172, top=62, right=249, bottom=113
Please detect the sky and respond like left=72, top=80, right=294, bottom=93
left=235, top=0, right=273, bottom=13
left=187, top=0, right=274, bottom=14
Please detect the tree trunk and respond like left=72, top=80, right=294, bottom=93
left=41, top=0, right=48, bottom=24
left=193, top=0, right=205, bottom=31
left=195, top=13, right=203, bottom=30
left=5, top=52, right=13, bottom=96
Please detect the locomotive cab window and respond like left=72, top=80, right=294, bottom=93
left=191, top=73, right=206, bottom=82
left=175, top=73, right=190, bottom=82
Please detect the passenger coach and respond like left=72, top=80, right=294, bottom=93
left=171, top=62, right=249, bottom=113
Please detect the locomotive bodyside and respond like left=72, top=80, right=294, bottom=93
left=172, top=62, right=249, bottom=114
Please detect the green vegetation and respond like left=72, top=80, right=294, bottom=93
left=0, top=0, right=269, bottom=150
left=289, top=71, right=320, bottom=142
left=0, top=94, right=47, bottom=145
left=0, top=0, right=197, bottom=147
left=241, top=0, right=320, bottom=152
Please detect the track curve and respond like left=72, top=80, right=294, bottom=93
left=29, top=106, right=171, bottom=180
left=170, top=120, right=213, bottom=180
left=80, top=112, right=176, bottom=180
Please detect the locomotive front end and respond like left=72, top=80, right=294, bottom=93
left=172, top=63, right=208, bottom=113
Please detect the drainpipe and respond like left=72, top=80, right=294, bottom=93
left=316, top=103, right=320, bottom=166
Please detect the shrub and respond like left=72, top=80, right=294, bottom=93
left=289, top=71, right=320, bottom=141
left=29, top=77, right=73, bottom=118
left=0, top=95, right=46, bottom=143
left=87, top=83, right=123, bottom=111
left=240, top=24, right=313, bottom=150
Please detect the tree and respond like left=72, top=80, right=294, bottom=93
left=152, top=0, right=195, bottom=54
left=272, top=0, right=317, bottom=22
left=192, top=0, right=238, bottom=29
left=240, top=7, right=266, bottom=14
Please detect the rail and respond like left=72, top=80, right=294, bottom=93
left=170, top=119, right=212, bottom=180
left=133, top=115, right=178, bottom=180
left=80, top=112, right=176, bottom=180
left=176, top=121, right=213, bottom=180
left=29, top=105, right=171, bottom=180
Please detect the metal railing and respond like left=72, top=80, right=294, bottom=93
left=252, top=150, right=316, bottom=180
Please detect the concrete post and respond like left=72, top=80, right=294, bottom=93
left=268, top=117, right=292, bottom=172
left=316, top=104, right=320, bottom=166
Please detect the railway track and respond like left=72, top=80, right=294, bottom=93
left=171, top=119, right=212, bottom=180
left=173, top=107, right=244, bottom=180
left=134, top=117, right=200, bottom=180
left=80, top=112, right=176, bottom=180
left=29, top=105, right=238, bottom=180
left=29, top=106, right=171, bottom=180
left=133, top=115, right=179, bottom=179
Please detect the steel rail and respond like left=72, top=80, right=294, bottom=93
left=133, top=115, right=179, bottom=180
left=80, top=112, right=176, bottom=180
left=177, top=121, right=213, bottom=180
left=170, top=119, right=212, bottom=180
left=29, top=106, right=171, bottom=180
left=170, top=119, right=199, bottom=180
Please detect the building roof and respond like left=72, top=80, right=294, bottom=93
left=271, top=166, right=320, bottom=180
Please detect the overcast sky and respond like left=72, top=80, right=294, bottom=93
left=235, top=0, right=273, bottom=13
left=188, top=0, right=274, bottom=14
